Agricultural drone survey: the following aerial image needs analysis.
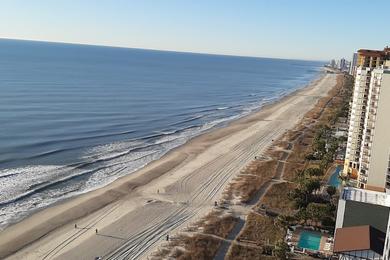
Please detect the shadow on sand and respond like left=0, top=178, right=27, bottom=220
left=96, top=233, right=127, bottom=240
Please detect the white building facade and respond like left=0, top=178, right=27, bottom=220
left=343, top=68, right=372, bottom=180
left=358, top=66, right=390, bottom=191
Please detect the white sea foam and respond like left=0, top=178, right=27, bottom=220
left=216, top=106, right=229, bottom=110
left=0, top=165, right=83, bottom=203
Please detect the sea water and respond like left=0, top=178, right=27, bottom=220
left=0, top=39, right=323, bottom=228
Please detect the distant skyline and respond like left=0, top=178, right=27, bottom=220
left=1, top=0, right=390, bottom=61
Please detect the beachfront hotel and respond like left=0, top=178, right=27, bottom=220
left=358, top=64, right=390, bottom=191
left=342, top=47, right=390, bottom=183
left=334, top=49, right=390, bottom=259
left=357, top=49, right=389, bottom=69
left=343, top=67, right=371, bottom=181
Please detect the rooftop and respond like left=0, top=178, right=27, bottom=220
left=334, top=225, right=385, bottom=255
left=341, top=187, right=390, bottom=207
left=342, top=200, right=389, bottom=233
left=357, top=47, right=390, bottom=58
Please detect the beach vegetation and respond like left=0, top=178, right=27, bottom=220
left=273, top=240, right=289, bottom=259
left=163, top=74, right=353, bottom=259
left=306, top=202, right=332, bottom=223
left=326, top=186, right=336, bottom=197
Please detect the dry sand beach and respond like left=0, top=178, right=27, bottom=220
left=0, top=73, right=337, bottom=260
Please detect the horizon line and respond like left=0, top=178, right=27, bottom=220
left=0, top=37, right=327, bottom=63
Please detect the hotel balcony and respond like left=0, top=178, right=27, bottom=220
left=359, top=170, right=368, bottom=178
left=364, top=136, right=372, bottom=143
left=368, top=110, right=377, bottom=116
left=370, top=94, right=378, bottom=100
left=358, top=177, right=368, bottom=185
left=360, top=167, right=368, bottom=174
left=360, top=158, right=369, bottom=166
left=371, top=89, right=380, bottom=95
left=366, top=122, right=375, bottom=129
left=362, top=143, right=372, bottom=150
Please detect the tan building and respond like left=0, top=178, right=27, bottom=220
left=343, top=47, right=390, bottom=182
left=357, top=49, right=386, bottom=68
left=348, top=47, right=390, bottom=78
left=355, top=48, right=390, bottom=74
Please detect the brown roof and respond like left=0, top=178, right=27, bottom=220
left=333, top=225, right=385, bottom=255
left=357, top=49, right=384, bottom=57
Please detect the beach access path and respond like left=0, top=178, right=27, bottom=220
left=0, top=73, right=337, bottom=260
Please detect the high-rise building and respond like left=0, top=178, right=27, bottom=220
left=347, top=48, right=390, bottom=77
left=343, top=67, right=371, bottom=179
left=358, top=64, right=390, bottom=191
left=343, top=48, right=390, bottom=182
left=330, top=59, right=336, bottom=68
left=349, top=53, right=358, bottom=75
left=357, top=48, right=390, bottom=68
left=335, top=48, right=390, bottom=260
left=339, top=58, right=346, bottom=71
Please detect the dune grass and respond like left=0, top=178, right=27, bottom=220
left=258, top=182, right=296, bottom=216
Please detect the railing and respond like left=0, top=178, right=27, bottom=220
left=341, top=187, right=389, bottom=206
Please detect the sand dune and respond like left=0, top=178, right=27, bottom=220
left=0, top=73, right=337, bottom=260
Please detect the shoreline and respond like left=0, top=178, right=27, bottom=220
left=154, top=72, right=346, bottom=259
left=0, top=70, right=323, bottom=231
left=0, top=72, right=337, bottom=259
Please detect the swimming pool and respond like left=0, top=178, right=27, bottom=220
left=298, top=231, right=321, bottom=251
left=328, top=166, right=341, bottom=188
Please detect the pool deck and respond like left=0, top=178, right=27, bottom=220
left=288, top=227, right=334, bottom=256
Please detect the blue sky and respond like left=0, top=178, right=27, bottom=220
left=1, top=0, right=389, bottom=61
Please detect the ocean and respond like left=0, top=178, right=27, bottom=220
left=0, top=39, right=323, bottom=228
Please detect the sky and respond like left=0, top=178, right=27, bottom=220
left=1, top=0, right=390, bottom=61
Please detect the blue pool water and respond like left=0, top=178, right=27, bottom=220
left=328, top=166, right=341, bottom=188
left=298, top=231, right=321, bottom=251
